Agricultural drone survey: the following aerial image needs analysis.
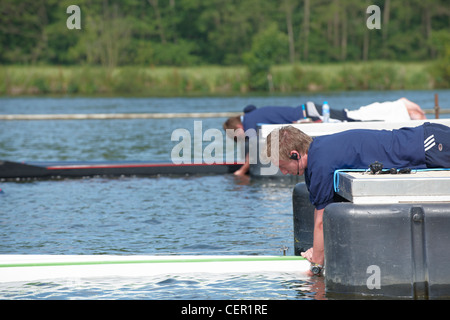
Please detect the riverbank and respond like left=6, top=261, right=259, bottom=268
left=0, top=61, right=441, bottom=97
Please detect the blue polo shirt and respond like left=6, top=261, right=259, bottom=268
left=304, top=126, right=426, bottom=210
left=243, top=106, right=302, bottom=132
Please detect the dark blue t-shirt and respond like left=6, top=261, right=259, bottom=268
left=243, top=106, right=302, bottom=133
left=304, top=126, right=426, bottom=210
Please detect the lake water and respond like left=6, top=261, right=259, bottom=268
left=0, top=90, right=449, bottom=300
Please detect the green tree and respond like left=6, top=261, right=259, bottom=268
left=0, top=0, right=53, bottom=64
left=243, top=23, right=288, bottom=91
left=430, top=29, right=450, bottom=88
left=0, top=0, right=449, bottom=67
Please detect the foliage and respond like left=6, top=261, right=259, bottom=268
left=1, top=0, right=449, bottom=66
left=0, top=62, right=434, bottom=96
left=0, top=0, right=449, bottom=92
left=243, top=24, right=288, bottom=91
left=429, top=30, right=450, bottom=88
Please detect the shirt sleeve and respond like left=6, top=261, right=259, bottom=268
left=307, top=166, right=336, bottom=210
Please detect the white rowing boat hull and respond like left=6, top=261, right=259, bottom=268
left=0, top=255, right=309, bottom=283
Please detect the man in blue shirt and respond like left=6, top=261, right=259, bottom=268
left=224, top=98, right=426, bottom=175
left=265, top=122, right=450, bottom=276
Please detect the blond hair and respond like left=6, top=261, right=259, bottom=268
left=265, top=126, right=313, bottom=163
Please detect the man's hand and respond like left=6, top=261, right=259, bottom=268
left=233, top=167, right=248, bottom=175
left=234, top=154, right=250, bottom=175
left=301, top=248, right=314, bottom=263
left=402, top=97, right=426, bottom=120
left=301, top=209, right=325, bottom=276
left=301, top=248, right=315, bottom=276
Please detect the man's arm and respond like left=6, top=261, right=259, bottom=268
left=300, top=208, right=325, bottom=275
left=311, top=208, right=325, bottom=265
left=234, top=153, right=250, bottom=175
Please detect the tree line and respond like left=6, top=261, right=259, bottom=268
left=1, top=0, right=449, bottom=69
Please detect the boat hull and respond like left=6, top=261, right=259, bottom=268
left=0, top=255, right=309, bottom=283
left=0, top=160, right=242, bottom=180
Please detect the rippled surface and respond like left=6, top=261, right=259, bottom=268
left=0, top=91, right=448, bottom=299
left=0, top=175, right=321, bottom=299
left=0, top=273, right=326, bottom=300
left=1, top=175, right=296, bottom=255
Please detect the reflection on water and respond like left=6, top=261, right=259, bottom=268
left=0, top=272, right=327, bottom=300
